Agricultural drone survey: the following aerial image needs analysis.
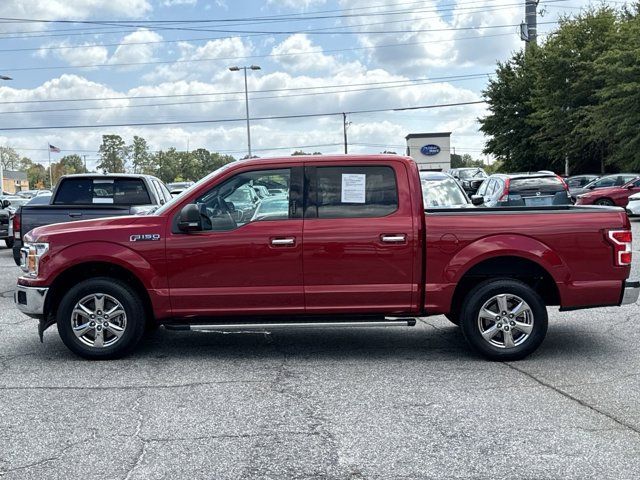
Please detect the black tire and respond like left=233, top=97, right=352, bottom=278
left=57, top=277, right=146, bottom=360
left=459, top=279, right=548, bottom=361
left=5, top=238, right=14, bottom=248
left=445, top=313, right=460, bottom=326
left=595, top=198, right=614, bottom=206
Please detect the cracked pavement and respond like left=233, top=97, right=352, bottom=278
left=1, top=219, right=640, bottom=479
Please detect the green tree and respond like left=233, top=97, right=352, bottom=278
left=0, top=146, right=20, bottom=170
left=97, top=134, right=129, bottom=173
left=590, top=7, right=640, bottom=170
left=153, top=148, right=181, bottom=183
left=131, top=136, right=155, bottom=174
left=479, top=51, right=542, bottom=172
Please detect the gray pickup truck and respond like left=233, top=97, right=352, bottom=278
left=12, top=174, right=172, bottom=265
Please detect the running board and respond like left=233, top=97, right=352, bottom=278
left=164, top=317, right=417, bottom=332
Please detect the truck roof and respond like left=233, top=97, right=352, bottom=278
left=57, top=173, right=161, bottom=180
left=234, top=154, right=415, bottom=168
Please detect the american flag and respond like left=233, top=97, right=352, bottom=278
left=48, top=144, right=61, bottom=153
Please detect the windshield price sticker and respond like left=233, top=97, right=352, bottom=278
left=341, top=174, right=366, bottom=203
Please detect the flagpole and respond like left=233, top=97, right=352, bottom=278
left=48, top=143, right=52, bottom=188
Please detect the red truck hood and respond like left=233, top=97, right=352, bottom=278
left=27, top=215, right=151, bottom=242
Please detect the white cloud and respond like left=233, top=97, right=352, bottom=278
left=143, top=37, right=253, bottom=82
left=108, top=29, right=164, bottom=69
left=270, top=34, right=343, bottom=73
left=162, top=0, right=197, bottom=6
left=0, top=0, right=152, bottom=33
left=35, top=41, right=109, bottom=67
left=267, top=0, right=327, bottom=8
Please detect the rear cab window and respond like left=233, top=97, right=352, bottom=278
left=54, top=178, right=152, bottom=205
left=307, top=165, right=398, bottom=218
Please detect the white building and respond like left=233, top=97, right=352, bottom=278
left=405, top=132, right=451, bottom=171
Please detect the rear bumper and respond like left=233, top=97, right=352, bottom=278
left=14, top=284, right=49, bottom=318
left=621, top=280, right=640, bottom=305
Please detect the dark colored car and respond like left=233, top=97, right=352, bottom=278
left=449, top=168, right=488, bottom=195
left=575, top=177, right=640, bottom=207
left=473, top=173, right=572, bottom=207
left=570, top=174, right=639, bottom=201
left=420, top=171, right=475, bottom=208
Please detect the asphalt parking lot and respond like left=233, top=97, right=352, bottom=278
left=1, top=220, right=640, bottom=480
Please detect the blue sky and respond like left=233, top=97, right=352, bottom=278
left=0, top=0, right=612, bottom=169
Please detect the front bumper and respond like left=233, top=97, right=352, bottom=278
left=14, top=284, right=49, bottom=317
left=621, top=280, right=640, bottom=305
left=626, top=200, right=640, bottom=216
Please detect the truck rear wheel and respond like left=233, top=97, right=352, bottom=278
left=4, top=238, right=13, bottom=248
left=459, top=279, right=548, bottom=361
left=56, top=277, right=146, bottom=360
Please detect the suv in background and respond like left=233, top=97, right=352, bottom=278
left=473, top=172, right=571, bottom=207
left=449, top=167, right=488, bottom=195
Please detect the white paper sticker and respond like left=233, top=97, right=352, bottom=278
left=341, top=173, right=366, bottom=203
left=92, top=197, right=114, bottom=204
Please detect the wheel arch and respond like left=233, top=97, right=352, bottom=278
left=45, top=261, right=155, bottom=328
left=446, top=234, right=566, bottom=316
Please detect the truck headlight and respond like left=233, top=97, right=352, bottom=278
left=20, top=242, right=49, bottom=276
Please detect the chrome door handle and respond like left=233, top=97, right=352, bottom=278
left=381, top=234, right=406, bottom=243
left=68, top=212, right=83, bottom=218
left=271, top=238, right=295, bottom=246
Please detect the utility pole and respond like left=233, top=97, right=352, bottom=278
left=521, top=0, right=538, bottom=50
left=342, top=113, right=348, bottom=154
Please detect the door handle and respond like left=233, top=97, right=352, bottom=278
left=68, top=212, right=83, bottom=218
left=271, top=237, right=295, bottom=246
left=381, top=234, right=406, bottom=243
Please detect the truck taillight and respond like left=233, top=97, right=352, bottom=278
left=607, top=229, right=632, bottom=266
left=12, top=214, right=20, bottom=239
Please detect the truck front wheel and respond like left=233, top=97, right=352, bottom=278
left=459, top=279, right=548, bottom=361
left=56, top=277, right=146, bottom=360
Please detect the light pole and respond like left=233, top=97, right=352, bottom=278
left=0, top=76, right=10, bottom=194
left=229, top=65, right=261, bottom=158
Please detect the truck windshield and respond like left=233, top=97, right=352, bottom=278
left=422, top=178, right=469, bottom=207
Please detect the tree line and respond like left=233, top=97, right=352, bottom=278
left=480, top=5, right=640, bottom=175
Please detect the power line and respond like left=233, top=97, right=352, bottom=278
left=0, top=72, right=492, bottom=106
left=0, top=100, right=486, bottom=131
left=4, top=27, right=527, bottom=72
left=0, top=1, right=536, bottom=51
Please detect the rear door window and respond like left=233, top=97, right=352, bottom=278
left=310, top=166, right=398, bottom=219
left=54, top=178, right=152, bottom=205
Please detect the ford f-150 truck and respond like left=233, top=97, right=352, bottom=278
left=14, top=155, right=639, bottom=361
left=11, top=173, right=172, bottom=265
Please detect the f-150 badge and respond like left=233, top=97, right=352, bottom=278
left=130, top=234, right=161, bottom=242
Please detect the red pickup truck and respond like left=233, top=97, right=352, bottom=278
left=14, top=155, right=639, bottom=361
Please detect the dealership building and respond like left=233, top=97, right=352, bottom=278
left=405, top=132, right=451, bottom=171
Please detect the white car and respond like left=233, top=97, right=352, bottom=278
left=626, top=192, right=640, bottom=216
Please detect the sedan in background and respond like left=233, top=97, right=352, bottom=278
left=566, top=174, right=600, bottom=197
left=473, top=173, right=572, bottom=207
left=420, top=172, right=475, bottom=208
left=576, top=177, right=640, bottom=207
left=448, top=167, right=488, bottom=196
left=626, top=191, right=640, bottom=216
left=570, top=173, right=638, bottom=201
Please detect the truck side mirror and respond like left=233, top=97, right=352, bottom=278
left=177, top=203, right=202, bottom=232
left=1, top=199, right=9, bottom=209
left=471, top=195, right=484, bottom=206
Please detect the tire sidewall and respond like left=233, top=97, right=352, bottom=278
left=460, top=279, right=548, bottom=361
left=57, top=277, right=145, bottom=360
